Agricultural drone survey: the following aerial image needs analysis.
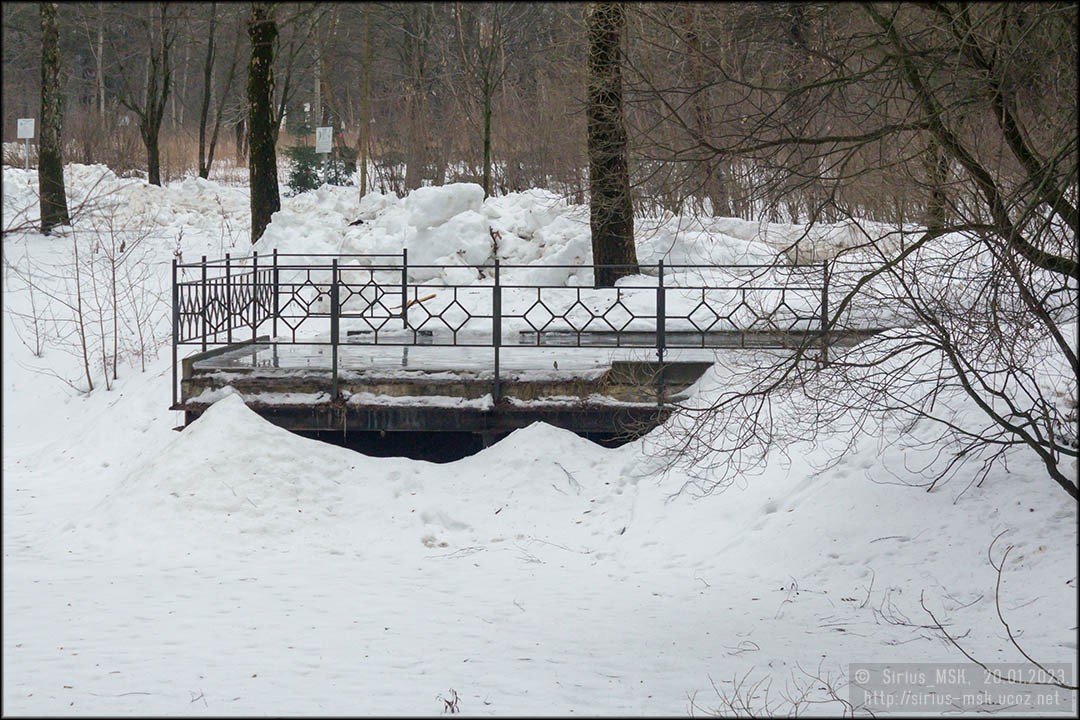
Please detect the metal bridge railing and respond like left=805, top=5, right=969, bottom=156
left=171, top=251, right=831, bottom=409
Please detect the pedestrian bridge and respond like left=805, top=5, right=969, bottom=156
left=170, top=252, right=883, bottom=449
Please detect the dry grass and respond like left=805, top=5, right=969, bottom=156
left=41, top=117, right=313, bottom=187
left=2, top=140, right=36, bottom=167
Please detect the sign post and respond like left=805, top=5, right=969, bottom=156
left=17, top=118, right=34, bottom=171
left=315, top=126, right=333, bottom=185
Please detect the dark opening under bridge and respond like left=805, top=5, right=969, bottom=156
left=170, top=251, right=884, bottom=445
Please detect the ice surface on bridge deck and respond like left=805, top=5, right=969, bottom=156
left=190, top=332, right=720, bottom=382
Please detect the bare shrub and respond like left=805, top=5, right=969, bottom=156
left=642, top=3, right=1078, bottom=500
left=2, top=141, right=37, bottom=168
left=3, top=195, right=169, bottom=393
left=689, top=663, right=863, bottom=717
left=922, top=530, right=1079, bottom=692
left=159, top=128, right=203, bottom=183
left=436, top=688, right=460, bottom=714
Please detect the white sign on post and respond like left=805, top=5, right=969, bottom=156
left=314, top=126, right=333, bottom=154
left=17, top=118, right=35, bottom=138
left=17, top=118, right=34, bottom=170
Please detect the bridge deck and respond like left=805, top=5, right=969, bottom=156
left=178, top=334, right=719, bottom=437
left=177, top=328, right=883, bottom=438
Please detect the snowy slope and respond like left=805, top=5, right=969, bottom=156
left=3, top=166, right=1076, bottom=715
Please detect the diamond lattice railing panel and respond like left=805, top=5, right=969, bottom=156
left=362, top=313, right=394, bottom=331
left=523, top=299, right=555, bottom=332
left=230, top=283, right=254, bottom=327
left=204, top=297, right=229, bottom=334
left=173, top=257, right=830, bottom=355
left=412, top=298, right=439, bottom=331
left=358, top=280, right=383, bottom=308
left=295, top=278, right=326, bottom=311
left=686, top=301, right=720, bottom=332
left=277, top=297, right=309, bottom=331
left=600, top=299, right=634, bottom=332
left=560, top=299, right=596, bottom=333
left=177, top=285, right=203, bottom=341
left=338, top=285, right=365, bottom=315
left=254, top=279, right=274, bottom=325
left=774, top=298, right=803, bottom=331
left=438, top=300, right=472, bottom=333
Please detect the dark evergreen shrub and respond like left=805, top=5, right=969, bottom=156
left=284, top=144, right=358, bottom=196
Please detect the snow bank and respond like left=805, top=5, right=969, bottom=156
left=75, top=394, right=636, bottom=560
left=2, top=163, right=251, bottom=247
left=405, top=182, right=484, bottom=229
left=80, top=394, right=380, bottom=549
left=250, top=182, right=796, bottom=286
left=3, top=161, right=1076, bottom=716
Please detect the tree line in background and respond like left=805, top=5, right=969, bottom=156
left=6, top=2, right=1072, bottom=228
left=2, top=3, right=591, bottom=200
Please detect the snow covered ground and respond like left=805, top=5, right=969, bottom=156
left=3, top=165, right=1076, bottom=715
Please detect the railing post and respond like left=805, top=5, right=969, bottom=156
left=225, top=252, right=232, bottom=344
left=820, top=259, right=830, bottom=366
left=742, top=288, right=749, bottom=348
left=171, top=258, right=178, bottom=410
left=200, top=255, right=207, bottom=352
left=272, top=248, right=279, bottom=340
left=656, top=259, right=666, bottom=407
left=492, top=258, right=501, bottom=404
left=331, top=259, right=340, bottom=400
left=401, top=248, right=409, bottom=329
left=251, top=250, right=258, bottom=341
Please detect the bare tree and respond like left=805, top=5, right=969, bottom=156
left=359, top=3, right=372, bottom=196
left=587, top=2, right=639, bottom=287
left=452, top=2, right=538, bottom=199
left=108, top=2, right=176, bottom=186
left=272, top=3, right=325, bottom=143
left=2, top=3, right=43, bottom=130
left=637, top=3, right=1078, bottom=499
left=197, top=2, right=241, bottom=179
left=38, top=1, right=69, bottom=234
left=681, top=3, right=731, bottom=218
left=382, top=2, right=439, bottom=192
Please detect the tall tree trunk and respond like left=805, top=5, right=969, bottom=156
left=359, top=3, right=371, bottom=197
left=203, top=12, right=239, bottom=179
left=198, top=2, right=217, bottom=178
left=482, top=82, right=492, bottom=198
left=586, top=2, right=637, bottom=287
left=95, top=3, right=104, bottom=116
left=313, top=43, right=322, bottom=126
left=140, top=2, right=170, bottom=186
left=778, top=3, right=815, bottom=223
left=39, top=1, right=70, bottom=234
left=248, top=1, right=280, bottom=244
left=177, top=31, right=191, bottom=128
left=925, top=136, right=950, bottom=230
left=143, top=126, right=162, bottom=185
left=235, top=118, right=246, bottom=162
left=404, top=91, right=424, bottom=191
left=683, top=4, right=731, bottom=217
left=403, top=4, right=428, bottom=192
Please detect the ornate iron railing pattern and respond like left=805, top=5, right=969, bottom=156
left=171, top=251, right=832, bottom=408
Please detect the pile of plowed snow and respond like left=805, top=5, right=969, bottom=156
left=257, top=182, right=802, bottom=284
left=4, top=163, right=908, bottom=285
left=2, top=164, right=250, bottom=237
left=72, top=395, right=643, bottom=560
